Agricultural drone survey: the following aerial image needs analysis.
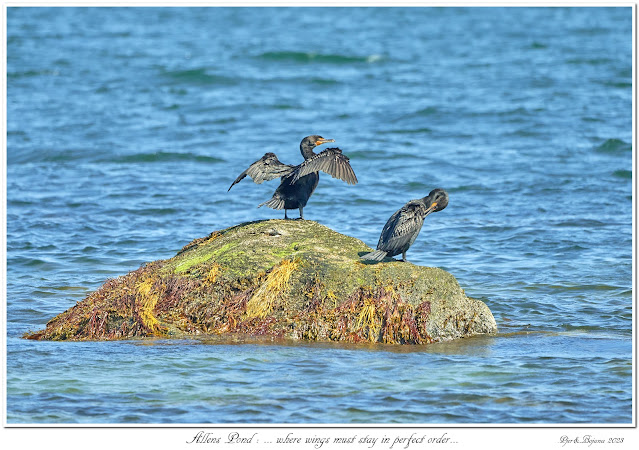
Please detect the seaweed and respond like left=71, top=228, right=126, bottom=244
left=245, top=258, right=299, bottom=319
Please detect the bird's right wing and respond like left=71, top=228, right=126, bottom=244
left=377, top=200, right=427, bottom=251
left=288, top=147, right=358, bottom=185
left=228, top=153, right=295, bottom=191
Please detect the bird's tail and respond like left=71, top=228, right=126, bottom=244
left=258, top=195, right=285, bottom=210
left=361, top=250, right=387, bottom=261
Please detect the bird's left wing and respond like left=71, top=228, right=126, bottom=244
left=288, top=147, right=358, bottom=185
left=228, top=153, right=295, bottom=191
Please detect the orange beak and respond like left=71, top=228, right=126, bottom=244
left=316, top=138, right=335, bottom=146
left=424, top=202, right=438, bottom=217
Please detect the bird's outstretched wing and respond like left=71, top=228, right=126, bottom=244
left=288, top=147, right=358, bottom=185
left=228, top=152, right=295, bottom=191
left=377, top=200, right=427, bottom=252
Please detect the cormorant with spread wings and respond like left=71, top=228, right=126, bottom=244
left=228, top=135, right=358, bottom=219
left=361, top=189, right=449, bottom=262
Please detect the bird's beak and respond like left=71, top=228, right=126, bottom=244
left=424, top=202, right=438, bottom=217
left=317, top=138, right=335, bottom=146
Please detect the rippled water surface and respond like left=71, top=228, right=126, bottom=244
left=6, top=7, right=632, bottom=423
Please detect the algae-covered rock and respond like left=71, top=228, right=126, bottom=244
left=26, top=220, right=497, bottom=344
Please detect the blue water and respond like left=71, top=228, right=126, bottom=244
left=6, top=7, right=632, bottom=424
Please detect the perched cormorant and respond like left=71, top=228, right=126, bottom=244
left=361, top=188, right=449, bottom=262
left=228, top=135, right=358, bottom=219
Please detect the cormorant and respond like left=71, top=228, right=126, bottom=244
left=228, top=135, right=358, bottom=219
left=361, top=188, right=449, bottom=262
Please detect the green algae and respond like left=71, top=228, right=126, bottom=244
left=174, top=252, right=215, bottom=273
left=26, top=220, right=497, bottom=343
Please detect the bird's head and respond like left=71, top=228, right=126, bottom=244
left=423, top=188, right=449, bottom=216
left=300, top=135, right=335, bottom=158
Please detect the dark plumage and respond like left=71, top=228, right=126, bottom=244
left=228, top=135, right=357, bottom=219
left=361, top=188, right=449, bottom=262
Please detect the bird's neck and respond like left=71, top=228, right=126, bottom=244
left=300, top=146, right=316, bottom=161
left=420, top=197, right=432, bottom=208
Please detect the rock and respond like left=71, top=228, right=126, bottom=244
left=25, top=220, right=497, bottom=343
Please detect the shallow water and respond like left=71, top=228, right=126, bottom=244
left=6, top=7, right=632, bottom=423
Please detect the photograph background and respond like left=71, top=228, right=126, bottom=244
left=6, top=6, right=633, bottom=423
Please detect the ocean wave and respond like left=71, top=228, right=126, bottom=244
left=449, top=184, right=493, bottom=192
left=113, top=207, right=180, bottom=217
left=309, top=77, right=340, bottom=85
left=162, top=68, right=237, bottom=86
left=581, top=116, right=604, bottom=122
left=8, top=69, right=60, bottom=79
left=552, top=219, right=609, bottom=227
left=529, top=41, right=548, bottom=49
left=379, top=127, right=433, bottom=135
left=104, top=152, right=224, bottom=164
left=566, top=57, right=614, bottom=65
left=412, top=106, right=439, bottom=116
left=506, top=127, right=545, bottom=137
left=598, top=80, right=631, bottom=89
left=612, top=169, right=631, bottom=180
left=256, top=51, right=383, bottom=64
left=345, top=150, right=389, bottom=160
left=594, top=138, right=631, bottom=154
left=8, top=148, right=89, bottom=164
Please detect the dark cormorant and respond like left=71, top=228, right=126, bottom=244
left=228, top=135, right=358, bottom=219
left=361, top=188, right=449, bottom=262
